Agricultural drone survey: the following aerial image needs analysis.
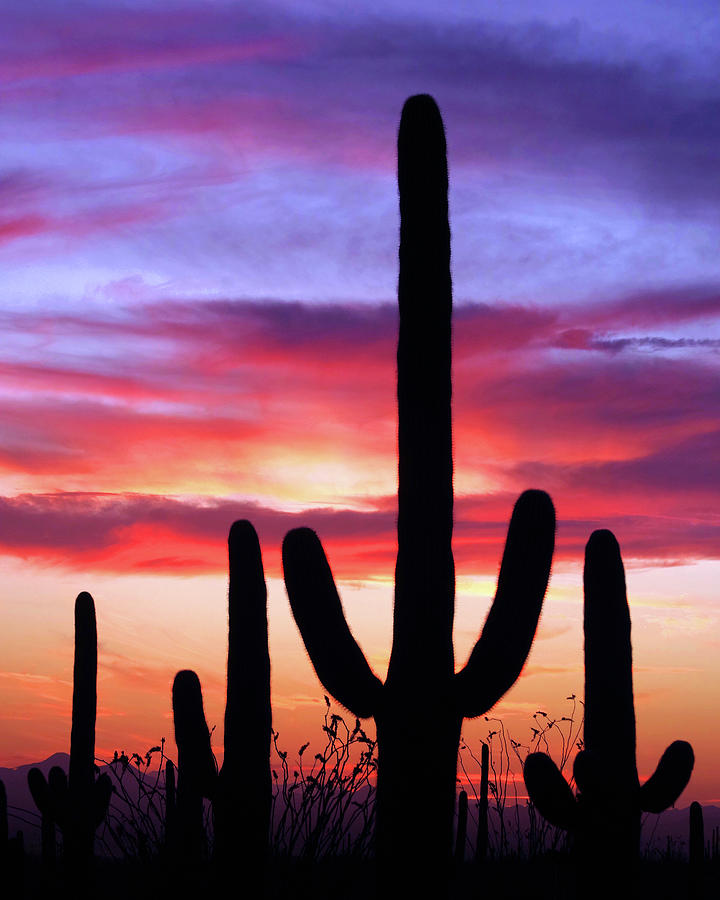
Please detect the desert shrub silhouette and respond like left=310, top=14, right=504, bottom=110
left=282, top=93, right=556, bottom=896
left=523, top=530, right=694, bottom=895
left=171, top=520, right=271, bottom=878
left=27, top=591, right=112, bottom=887
left=269, top=700, right=378, bottom=860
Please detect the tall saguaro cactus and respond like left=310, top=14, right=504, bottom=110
left=171, top=521, right=271, bottom=874
left=524, top=531, right=694, bottom=893
left=69, top=591, right=103, bottom=863
left=214, top=520, right=272, bottom=874
left=27, top=592, right=112, bottom=880
left=282, top=94, right=555, bottom=894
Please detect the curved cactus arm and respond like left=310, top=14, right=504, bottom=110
left=172, top=670, right=217, bottom=797
left=453, top=490, right=555, bottom=717
left=48, top=766, right=68, bottom=794
left=27, top=768, right=52, bottom=815
left=573, top=749, right=597, bottom=796
left=639, top=741, right=694, bottom=813
left=283, top=528, right=383, bottom=719
left=524, top=752, right=578, bottom=829
left=28, top=768, right=57, bottom=868
left=93, top=773, right=113, bottom=827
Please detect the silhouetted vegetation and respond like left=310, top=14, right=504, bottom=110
left=170, top=519, right=271, bottom=889
left=1, top=94, right=713, bottom=900
left=26, top=592, right=112, bottom=895
left=524, top=531, right=694, bottom=898
left=6, top=698, right=714, bottom=898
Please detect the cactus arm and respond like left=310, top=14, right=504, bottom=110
left=639, top=741, right=695, bottom=813
left=93, top=774, right=112, bottom=828
left=172, top=670, right=216, bottom=796
left=172, top=670, right=216, bottom=860
left=453, top=490, right=555, bottom=717
left=524, top=752, right=578, bottom=830
left=28, top=769, right=56, bottom=870
left=27, top=768, right=51, bottom=815
left=572, top=749, right=600, bottom=796
left=390, top=93, right=455, bottom=689
left=282, top=527, right=382, bottom=718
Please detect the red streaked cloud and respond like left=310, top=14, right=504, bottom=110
left=1, top=289, right=718, bottom=574
left=0, top=8, right=302, bottom=83
left=1, top=488, right=718, bottom=579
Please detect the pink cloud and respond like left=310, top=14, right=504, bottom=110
left=0, top=488, right=718, bottom=579
left=0, top=9, right=301, bottom=83
left=1, top=289, right=718, bottom=573
left=0, top=215, right=48, bottom=245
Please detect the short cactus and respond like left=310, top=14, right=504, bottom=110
left=172, top=669, right=216, bottom=860
left=689, top=801, right=704, bottom=899
left=524, top=530, right=694, bottom=885
left=282, top=94, right=555, bottom=895
left=27, top=592, right=112, bottom=875
left=27, top=766, right=57, bottom=869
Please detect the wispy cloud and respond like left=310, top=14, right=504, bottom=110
left=1, top=286, right=718, bottom=572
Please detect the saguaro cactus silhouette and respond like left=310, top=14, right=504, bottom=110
left=27, top=592, right=112, bottom=877
left=282, top=94, right=555, bottom=893
left=172, top=669, right=215, bottom=860
left=524, top=530, right=694, bottom=892
left=27, top=767, right=57, bottom=869
left=214, top=520, right=272, bottom=874
left=689, top=801, right=704, bottom=899
left=171, top=521, right=271, bottom=872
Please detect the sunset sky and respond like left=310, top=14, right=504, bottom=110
left=1, top=0, right=719, bottom=807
